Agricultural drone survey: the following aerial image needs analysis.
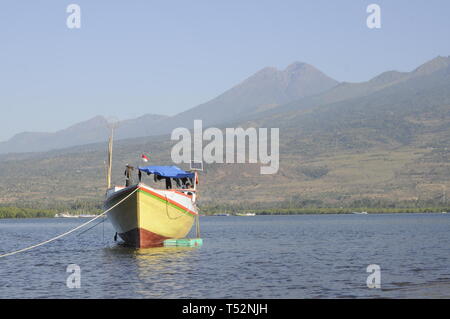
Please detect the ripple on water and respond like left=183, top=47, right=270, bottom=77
left=0, top=214, right=449, bottom=298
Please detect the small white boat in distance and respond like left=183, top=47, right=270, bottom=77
left=352, top=211, right=368, bottom=215
left=236, top=213, right=256, bottom=216
left=54, top=213, right=79, bottom=218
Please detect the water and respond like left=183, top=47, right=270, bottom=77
left=0, top=214, right=449, bottom=298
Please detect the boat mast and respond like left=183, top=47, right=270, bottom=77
left=106, top=125, right=115, bottom=189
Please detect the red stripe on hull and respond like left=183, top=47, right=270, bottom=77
left=119, top=228, right=170, bottom=248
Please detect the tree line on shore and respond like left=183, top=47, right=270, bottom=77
left=1, top=203, right=449, bottom=218
left=0, top=206, right=57, bottom=218
left=0, top=199, right=103, bottom=218
left=202, top=206, right=450, bottom=215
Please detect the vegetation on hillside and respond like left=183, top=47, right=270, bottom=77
left=0, top=206, right=56, bottom=219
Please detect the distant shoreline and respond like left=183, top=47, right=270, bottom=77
left=202, top=206, right=450, bottom=216
left=1, top=206, right=448, bottom=219
left=205, top=210, right=449, bottom=216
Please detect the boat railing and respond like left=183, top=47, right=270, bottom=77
left=169, top=189, right=197, bottom=192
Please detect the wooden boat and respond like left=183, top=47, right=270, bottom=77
left=104, top=166, right=199, bottom=248
left=102, top=127, right=200, bottom=248
left=54, top=212, right=79, bottom=218
left=235, top=212, right=256, bottom=216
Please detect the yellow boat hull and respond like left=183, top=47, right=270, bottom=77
left=104, top=184, right=197, bottom=247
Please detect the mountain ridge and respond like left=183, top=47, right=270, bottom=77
left=0, top=62, right=338, bottom=154
left=1, top=56, right=449, bottom=155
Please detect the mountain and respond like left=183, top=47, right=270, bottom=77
left=231, top=56, right=450, bottom=165
left=246, top=56, right=450, bottom=122
left=0, top=62, right=338, bottom=154
left=163, top=62, right=338, bottom=130
left=256, top=55, right=450, bottom=136
left=1, top=56, right=450, bottom=210
left=115, top=114, right=169, bottom=139
left=0, top=114, right=168, bottom=154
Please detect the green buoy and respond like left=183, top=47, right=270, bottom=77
left=163, top=238, right=203, bottom=247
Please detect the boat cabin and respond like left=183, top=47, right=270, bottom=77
left=123, top=165, right=198, bottom=196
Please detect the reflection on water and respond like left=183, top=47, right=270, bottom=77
left=133, top=247, right=194, bottom=269
left=134, top=247, right=197, bottom=298
left=101, top=245, right=199, bottom=298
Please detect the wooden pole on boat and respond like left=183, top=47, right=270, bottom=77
left=195, top=215, right=200, bottom=238
left=194, top=171, right=200, bottom=238
left=190, top=161, right=203, bottom=239
left=106, top=126, right=114, bottom=189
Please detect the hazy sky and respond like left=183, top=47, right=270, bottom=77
left=1, top=0, right=449, bottom=141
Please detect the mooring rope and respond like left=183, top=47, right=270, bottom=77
left=0, top=188, right=138, bottom=259
left=164, top=194, right=183, bottom=220
left=76, top=215, right=106, bottom=237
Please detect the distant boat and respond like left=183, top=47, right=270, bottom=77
left=54, top=213, right=97, bottom=218
left=442, top=211, right=448, bottom=214
left=54, top=213, right=79, bottom=218
left=235, top=213, right=256, bottom=216
left=352, top=211, right=368, bottom=215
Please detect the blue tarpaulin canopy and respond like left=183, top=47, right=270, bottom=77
left=138, top=166, right=195, bottom=179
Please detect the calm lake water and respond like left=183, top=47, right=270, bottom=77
left=0, top=214, right=449, bottom=298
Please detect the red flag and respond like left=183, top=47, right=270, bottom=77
left=141, top=154, right=149, bottom=162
